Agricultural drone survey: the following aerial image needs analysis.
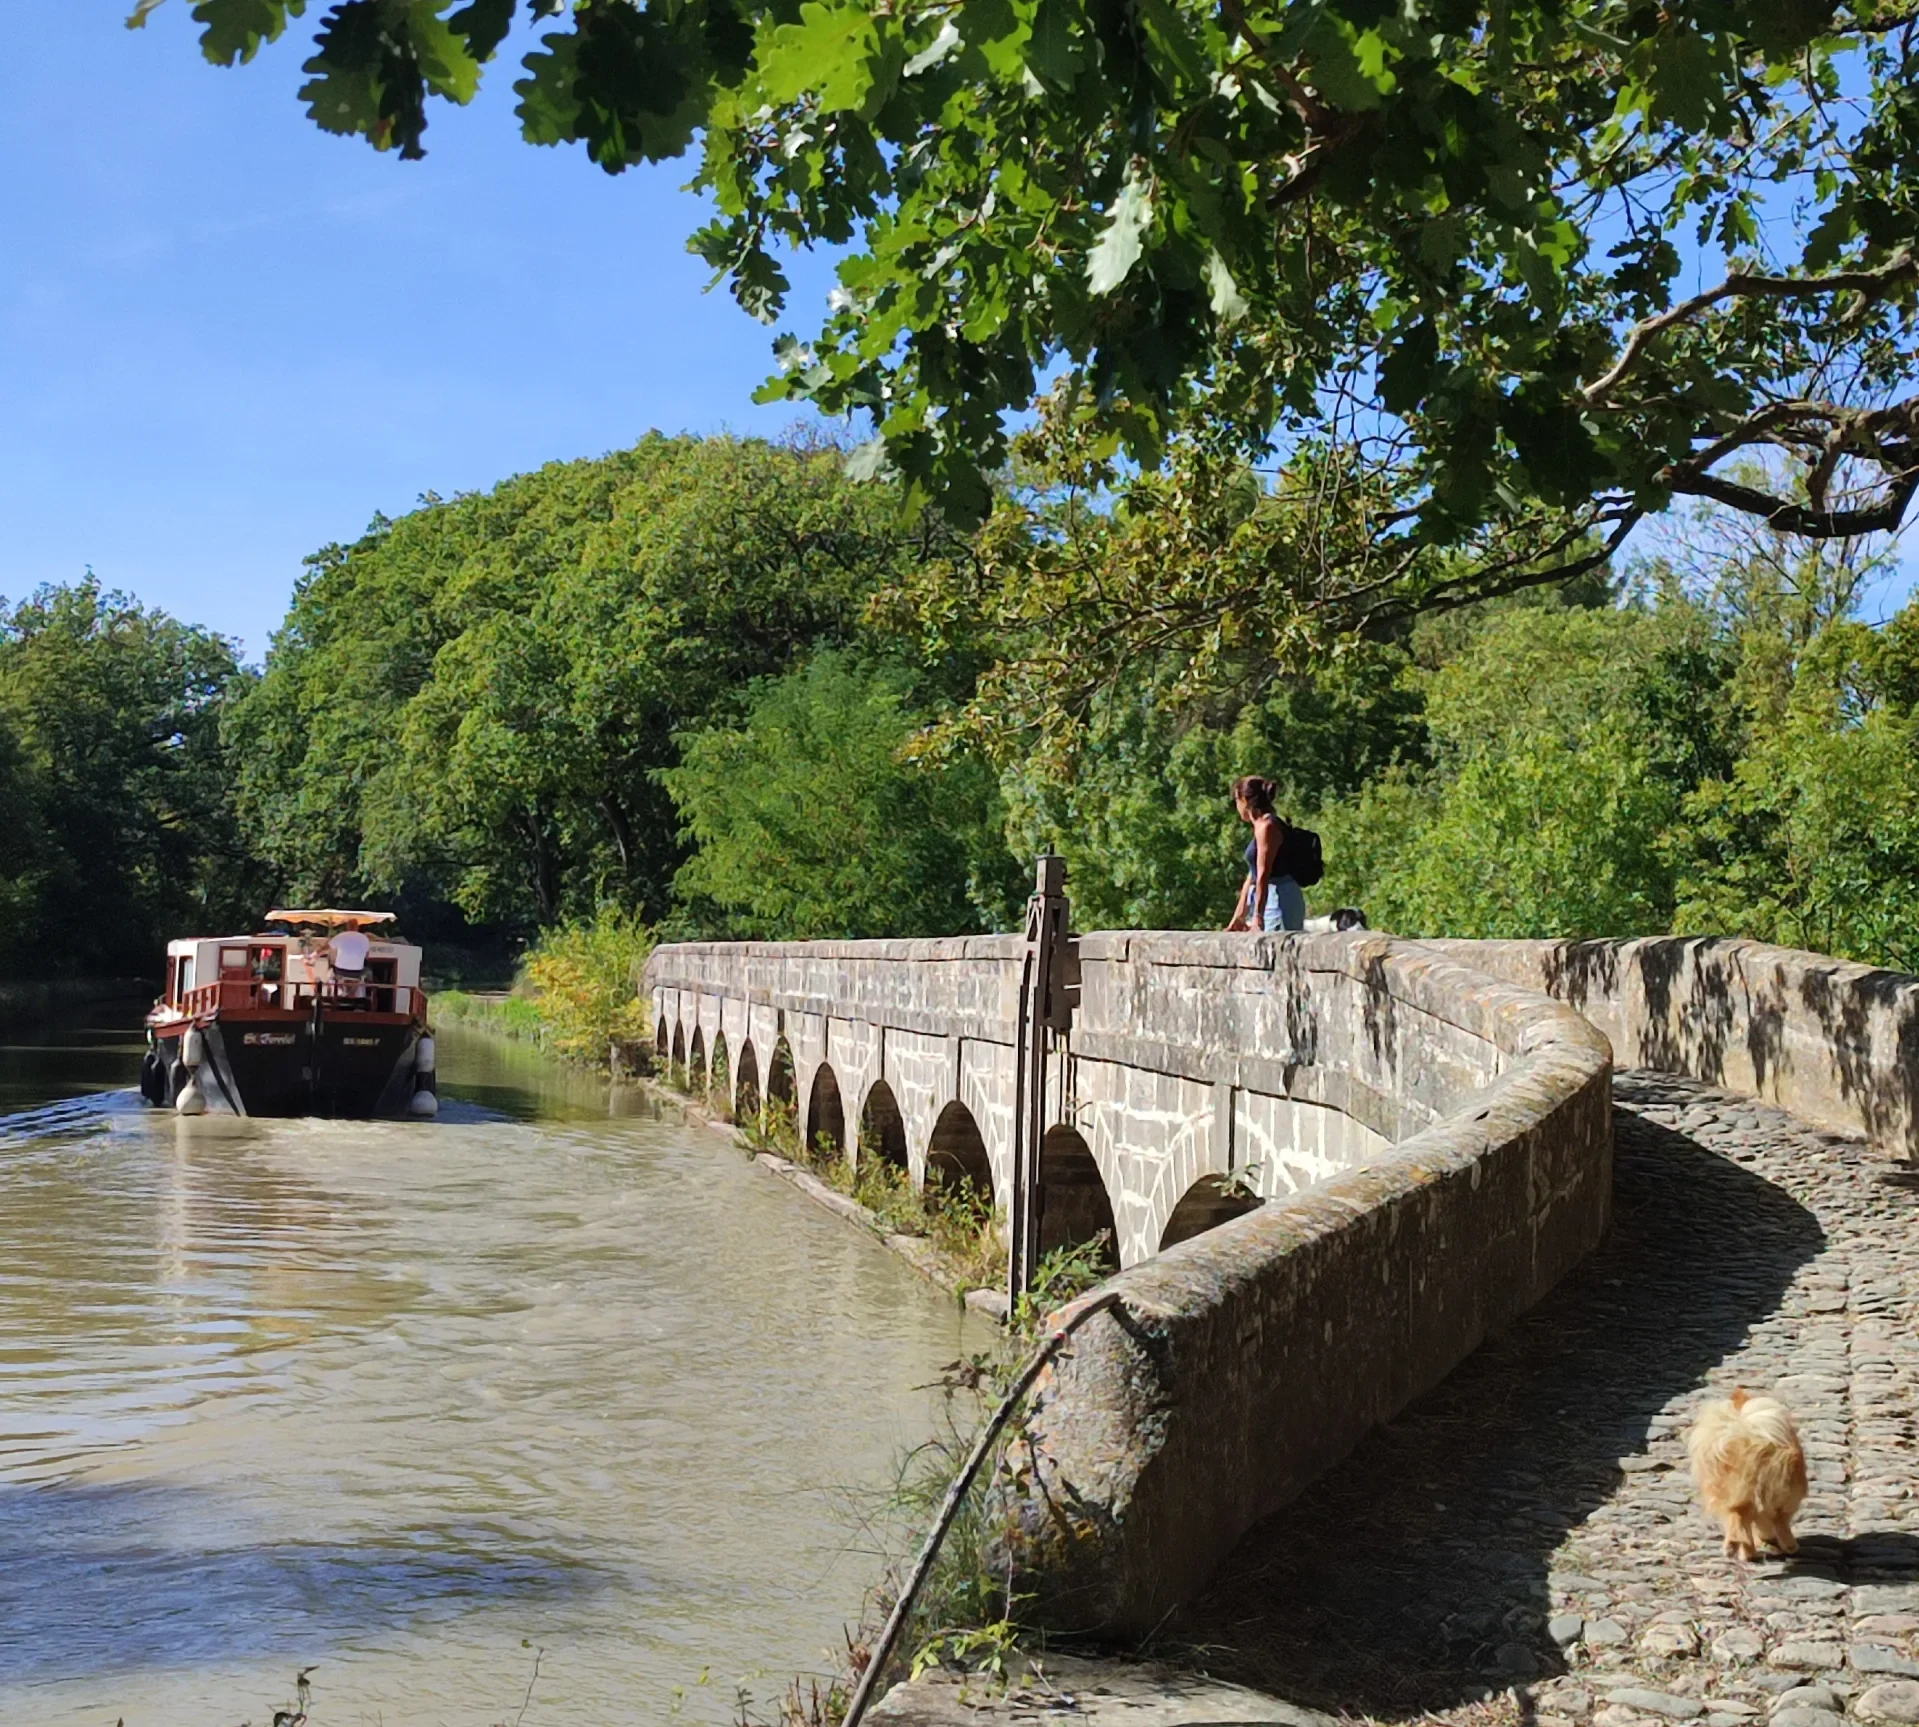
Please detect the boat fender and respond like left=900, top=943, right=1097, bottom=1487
left=408, top=1086, right=440, bottom=1119
left=168, top=1060, right=188, bottom=1102
left=414, top=1034, right=435, bottom=1076
left=139, top=1050, right=164, bottom=1105
left=175, top=1077, right=207, bottom=1116
left=181, top=1027, right=206, bottom=1070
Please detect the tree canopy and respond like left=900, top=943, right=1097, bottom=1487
left=140, top=0, right=1919, bottom=628
left=0, top=580, right=264, bottom=976
left=663, top=650, right=1023, bottom=937
left=229, top=432, right=957, bottom=930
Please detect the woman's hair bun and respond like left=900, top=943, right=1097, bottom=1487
left=1232, top=774, right=1278, bottom=814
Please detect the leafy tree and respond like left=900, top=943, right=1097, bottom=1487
left=0, top=579, right=265, bottom=974
left=1311, top=603, right=1704, bottom=936
left=663, top=652, right=1023, bottom=938
left=995, top=640, right=1423, bottom=927
left=1670, top=612, right=1919, bottom=970
left=141, top=0, right=1919, bottom=618
left=231, top=434, right=944, bottom=930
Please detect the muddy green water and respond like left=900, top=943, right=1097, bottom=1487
left=0, top=1015, right=981, bottom=1725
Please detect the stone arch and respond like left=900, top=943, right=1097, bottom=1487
left=767, top=1037, right=797, bottom=1121
left=859, top=1079, right=909, bottom=1172
left=1160, top=1174, right=1262, bottom=1253
left=807, top=1063, right=847, bottom=1158
left=689, top=1026, right=706, bottom=1092
left=1039, top=1125, right=1120, bottom=1267
left=926, top=1100, right=994, bottom=1205
left=736, top=1039, right=761, bottom=1121
left=710, top=1030, right=731, bottom=1118
left=656, top=1016, right=669, bottom=1057
left=671, top=1022, right=686, bottom=1073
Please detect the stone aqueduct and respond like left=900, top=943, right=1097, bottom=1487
left=649, top=932, right=1436, bottom=1268
left=645, top=928, right=1919, bottom=1629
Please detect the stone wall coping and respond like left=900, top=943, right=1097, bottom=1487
left=1425, top=934, right=1919, bottom=1161
left=648, top=930, right=1612, bottom=1067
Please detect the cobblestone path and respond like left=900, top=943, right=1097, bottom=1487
left=1156, top=1072, right=1919, bottom=1727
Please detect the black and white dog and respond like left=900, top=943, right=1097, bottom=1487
left=1303, top=907, right=1369, bottom=933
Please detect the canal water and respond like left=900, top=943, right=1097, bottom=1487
left=0, top=1011, right=982, bottom=1725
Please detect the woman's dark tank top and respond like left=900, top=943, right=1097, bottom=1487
left=1247, top=827, right=1295, bottom=889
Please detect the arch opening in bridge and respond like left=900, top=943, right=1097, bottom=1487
left=808, top=1063, right=847, bottom=1159
left=859, top=1080, right=908, bottom=1172
left=926, top=1100, right=994, bottom=1207
left=656, top=1017, right=669, bottom=1058
left=1039, top=1125, right=1119, bottom=1268
left=767, top=1038, right=797, bottom=1136
left=709, top=1031, right=731, bottom=1120
left=689, top=1027, right=706, bottom=1095
left=670, top=1022, right=686, bottom=1077
left=736, top=1040, right=761, bottom=1122
left=1159, top=1174, right=1263, bottom=1252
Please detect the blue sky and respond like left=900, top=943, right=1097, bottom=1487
left=0, top=7, right=838, bottom=660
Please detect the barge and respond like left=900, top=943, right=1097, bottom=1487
left=141, top=909, right=438, bottom=1119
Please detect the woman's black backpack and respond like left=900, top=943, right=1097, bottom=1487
left=1280, top=822, right=1325, bottom=888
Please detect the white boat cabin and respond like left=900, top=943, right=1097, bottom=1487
left=159, top=910, right=424, bottom=1020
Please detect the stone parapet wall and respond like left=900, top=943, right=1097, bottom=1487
left=647, top=936, right=1025, bottom=1046
left=1423, top=937, right=1919, bottom=1164
left=1008, top=934, right=1613, bottom=1630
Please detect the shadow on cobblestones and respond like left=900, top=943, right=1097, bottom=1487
left=1147, top=1101, right=1826, bottom=1719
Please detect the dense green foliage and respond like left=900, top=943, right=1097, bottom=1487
left=15, top=442, right=1919, bottom=985
left=229, top=433, right=956, bottom=930
left=0, top=580, right=263, bottom=978
left=990, top=517, right=1919, bottom=973
left=663, top=651, right=1022, bottom=938
left=148, top=0, right=1919, bottom=640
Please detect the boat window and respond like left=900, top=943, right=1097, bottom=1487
left=220, top=946, right=250, bottom=974
left=249, top=945, right=284, bottom=982
left=178, top=956, right=195, bottom=997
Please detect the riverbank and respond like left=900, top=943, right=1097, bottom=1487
left=430, top=988, right=545, bottom=1042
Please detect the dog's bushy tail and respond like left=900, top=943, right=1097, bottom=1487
left=1690, top=1391, right=1806, bottom=1514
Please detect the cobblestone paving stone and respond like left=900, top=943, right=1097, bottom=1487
left=1154, top=1073, right=1919, bottom=1727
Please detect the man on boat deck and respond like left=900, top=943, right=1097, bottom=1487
left=329, top=928, right=371, bottom=998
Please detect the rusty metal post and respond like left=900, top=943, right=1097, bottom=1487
left=1008, top=854, right=1076, bottom=1314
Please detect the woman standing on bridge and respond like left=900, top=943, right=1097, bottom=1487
left=1226, top=776, right=1306, bottom=933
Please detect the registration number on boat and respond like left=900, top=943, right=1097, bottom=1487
left=342, top=1037, right=381, bottom=1048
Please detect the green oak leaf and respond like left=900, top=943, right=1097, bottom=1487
left=759, top=4, right=883, bottom=114
left=515, top=27, right=584, bottom=146
left=1025, top=0, right=1086, bottom=89
left=1645, top=28, right=1727, bottom=133
left=1304, top=19, right=1395, bottom=111
left=192, top=0, right=304, bottom=66
left=957, top=0, right=1031, bottom=84
left=409, top=1, right=486, bottom=103
left=447, top=0, right=516, bottom=63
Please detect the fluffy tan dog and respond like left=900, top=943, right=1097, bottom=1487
left=1687, top=1388, right=1809, bottom=1559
